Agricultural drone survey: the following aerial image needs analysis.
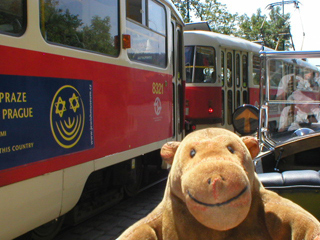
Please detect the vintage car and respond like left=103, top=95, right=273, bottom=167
left=233, top=50, right=320, bottom=220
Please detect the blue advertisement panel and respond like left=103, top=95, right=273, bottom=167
left=0, top=75, right=94, bottom=171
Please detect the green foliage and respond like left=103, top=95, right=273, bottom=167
left=172, top=0, right=238, bottom=35
left=193, top=0, right=238, bottom=35
left=41, top=0, right=118, bottom=55
left=236, top=7, right=291, bottom=50
left=172, top=0, right=292, bottom=50
left=81, top=15, right=115, bottom=54
left=172, top=0, right=191, bottom=22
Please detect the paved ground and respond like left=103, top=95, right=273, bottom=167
left=54, top=180, right=166, bottom=240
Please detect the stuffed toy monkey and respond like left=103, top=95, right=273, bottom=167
left=118, top=128, right=320, bottom=240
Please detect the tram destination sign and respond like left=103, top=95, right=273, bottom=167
left=0, top=74, right=94, bottom=171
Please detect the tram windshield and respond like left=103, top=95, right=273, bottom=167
left=185, top=46, right=217, bottom=83
left=260, top=51, right=320, bottom=145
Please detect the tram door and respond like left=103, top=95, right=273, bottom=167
left=171, top=19, right=184, bottom=141
left=221, top=49, right=234, bottom=130
left=221, top=50, right=249, bottom=131
left=234, top=51, right=249, bottom=109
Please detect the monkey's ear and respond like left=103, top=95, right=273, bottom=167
left=241, top=136, right=260, bottom=159
left=160, top=142, right=180, bottom=165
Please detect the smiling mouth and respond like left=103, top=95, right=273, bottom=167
left=187, top=186, right=248, bottom=207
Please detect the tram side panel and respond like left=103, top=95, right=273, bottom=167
left=185, top=86, right=222, bottom=130
left=0, top=45, right=174, bottom=240
left=0, top=46, right=173, bottom=185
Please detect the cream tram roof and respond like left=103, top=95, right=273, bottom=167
left=184, top=28, right=265, bottom=54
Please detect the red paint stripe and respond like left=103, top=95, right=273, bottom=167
left=0, top=45, right=173, bottom=186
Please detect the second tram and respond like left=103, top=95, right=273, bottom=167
left=184, top=23, right=262, bottom=133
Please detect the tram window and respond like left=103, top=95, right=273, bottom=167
left=221, top=51, right=224, bottom=86
left=126, top=21, right=166, bottom=67
left=193, top=46, right=216, bottom=83
left=40, top=0, right=120, bottom=56
left=236, top=53, right=240, bottom=87
left=227, top=52, right=232, bottom=87
left=171, top=22, right=175, bottom=76
left=126, top=0, right=167, bottom=67
left=177, top=27, right=184, bottom=134
left=243, top=90, right=248, bottom=104
left=185, top=46, right=194, bottom=83
left=243, top=55, right=248, bottom=88
left=221, top=90, right=225, bottom=125
left=0, top=0, right=26, bottom=36
left=227, top=90, right=232, bottom=125
left=236, top=90, right=240, bottom=108
left=127, top=0, right=146, bottom=24
left=148, top=0, right=165, bottom=35
left=252, top=54, right=260, bottom=86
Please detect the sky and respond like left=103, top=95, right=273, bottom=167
left=219, top=0, right=320, bottom=64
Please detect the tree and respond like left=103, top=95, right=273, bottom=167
left=193, top=0, right=238, bottom=35
left=172, top=0, right=238, bottom=35
left=268, top=7, right=292, bottom=50
left=172, top=0, right=192, bottom=22
left=172, top=0, right=292, bottom=50
left=236, top=7, right=291, bottom=50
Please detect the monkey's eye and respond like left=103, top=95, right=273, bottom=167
left=227, top=146, right=235, bottom=154
left=190, top=149, right=196, bottom=158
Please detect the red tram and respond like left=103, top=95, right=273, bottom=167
left=0, top=0, right=184, bottom=239
left=184, top=23, right=262, bottom=133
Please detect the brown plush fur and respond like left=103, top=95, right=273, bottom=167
left=117, top=128, right=320, bottom=240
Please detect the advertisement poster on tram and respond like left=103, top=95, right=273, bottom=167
left=0, top=75, right=94, bottom=171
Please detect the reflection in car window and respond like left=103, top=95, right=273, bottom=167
left=269, top=60, right=283, bottom=87
left=264, top=56, right=320, bottom=143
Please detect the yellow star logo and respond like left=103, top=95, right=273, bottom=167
left=69, top=93, right=80, bottom=113
left=55, top=97, right=66, bottom=117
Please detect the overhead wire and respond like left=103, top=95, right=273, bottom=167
left=296, top=6, right=305, bottom=50
left=264, top=0, right=304, bottom=51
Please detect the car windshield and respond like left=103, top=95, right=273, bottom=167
left=260, top=51, right=320, bottom=145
